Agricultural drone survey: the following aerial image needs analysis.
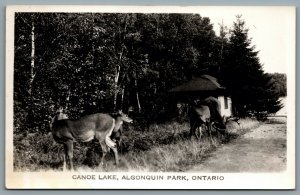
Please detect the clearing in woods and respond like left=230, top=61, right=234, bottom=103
left=189, top=118, right=287, bottom=172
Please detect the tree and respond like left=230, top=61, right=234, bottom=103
left=266, top=73, right=287, bottom=97
left=221, top=15, right=282, bottom=118
left=13, top=12, right=226, bottom=133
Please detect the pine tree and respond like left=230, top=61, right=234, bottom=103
left=221, top=15, right=282, bottom=118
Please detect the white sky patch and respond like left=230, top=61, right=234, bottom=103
left=196, top=6, right=295, bottom=74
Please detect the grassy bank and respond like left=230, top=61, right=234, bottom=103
left=13, top=118, right=259, bottom=172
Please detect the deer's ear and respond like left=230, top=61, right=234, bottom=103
left=118, top=110, right=123, bottom=114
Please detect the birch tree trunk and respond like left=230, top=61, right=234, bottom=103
left=135, top=79, right=141, bottom=113
left=113, top=64, right=120, bottom=110
left=120, top=88, right=125, bottom=111
left=26, top=18, right=36, bottom=130
left=28, top=21, right=36, bottom=96
left=113, top=16, right=127, bottom=110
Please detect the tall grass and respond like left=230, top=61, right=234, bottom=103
left=13, top=118, right=259, bottom=172
left=226, top=118, right=260, bottom=134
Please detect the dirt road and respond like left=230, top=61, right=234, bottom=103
left=189, top=119, right=287, bottom=172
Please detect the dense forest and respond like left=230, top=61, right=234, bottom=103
left=14, top=13, right=285, bottom=134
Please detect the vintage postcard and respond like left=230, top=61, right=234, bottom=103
left=6, top=5, right=295, bottom=189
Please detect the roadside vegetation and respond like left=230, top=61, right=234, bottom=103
left=13, top=118, right=259, bottom=172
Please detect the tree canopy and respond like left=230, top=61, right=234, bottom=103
left=13, top=13, right=284, bottom=133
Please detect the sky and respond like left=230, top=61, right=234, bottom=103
left=194, top=6, right=295, bottom=74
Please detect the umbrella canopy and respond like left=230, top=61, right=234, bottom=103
left=169, top=75, right=224, bottom=93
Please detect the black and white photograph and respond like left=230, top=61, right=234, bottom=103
left=5, top=5, right=295, bottom=189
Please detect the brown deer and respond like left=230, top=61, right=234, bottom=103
left=51, top=110, right=133, bottom=170
left=50, top=107, right=68, bottom=131
left=189, top=104, right=212, bottom=141
left=188, top=97, right=228, bottom=143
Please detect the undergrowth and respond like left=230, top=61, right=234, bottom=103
left=13, top=118, right=259, bottom=172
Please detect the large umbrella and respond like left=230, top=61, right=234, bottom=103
left=169, top=75, right=225, bottom=95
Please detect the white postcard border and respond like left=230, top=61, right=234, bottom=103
left=5, top=5, right=296, bottom=189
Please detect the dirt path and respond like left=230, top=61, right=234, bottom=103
left=189, top=119, right=287, bottom=172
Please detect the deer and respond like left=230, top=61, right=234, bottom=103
left=188, top=104, right=212, bottom=141
left=49, top=106, right=68, bottom=131
left=188, top=96, right=234, bottom=143
left=51, top=110, right=133, bottom=171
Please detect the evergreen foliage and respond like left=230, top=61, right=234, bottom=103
left=220, top=15, right=283, bottom=118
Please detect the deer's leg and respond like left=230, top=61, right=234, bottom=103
left=110, top=146, right=119, bottom=165
left=58, top=146, right=66, bottom=171
left=199, top=126, right=202, bottom=140
left=195, top=126, right=202, bottom=140
left=195, top=126, right=199, bottom=139
left=63, top=144, right=68, bottom=171
left=62, top=153, right=67, bottom=171
left=208, top=122, right=213, bottom=144
left=189, top=126, right=194, bottom=138
left=190, top=121, right=197, bottom=139
left=105, top=133, right=119, bottom=165
left=63, top=141, right=74, bottom=171
left=217, top=130, right=221, bottom=140
left=99, top=140, right=108, bottom=166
